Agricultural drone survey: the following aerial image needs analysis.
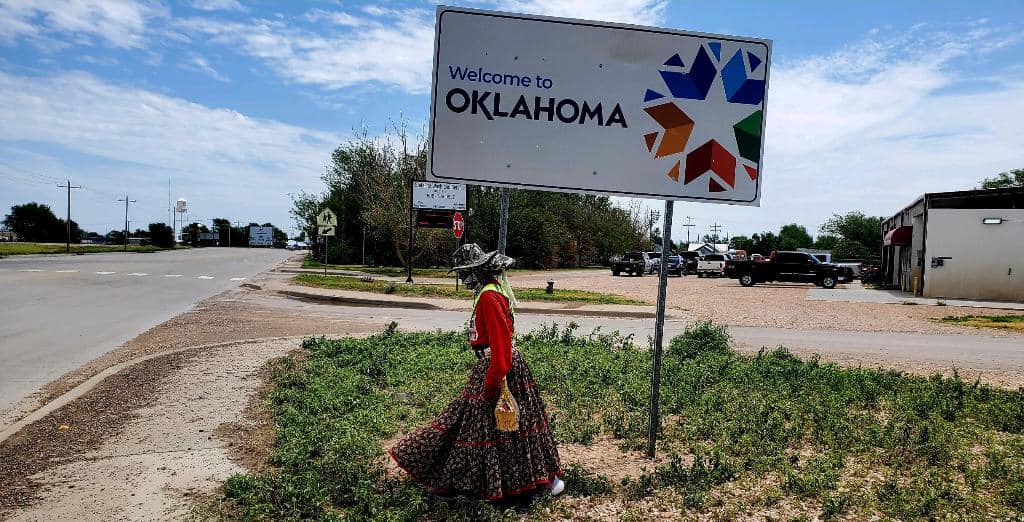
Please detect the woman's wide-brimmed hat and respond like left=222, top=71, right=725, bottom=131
left=451, top=243, right=515, bottom=272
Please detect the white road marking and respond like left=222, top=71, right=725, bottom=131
left=19, top=269, right=43, bottom=272
left=230, top=277, right=245, bottom=281
left=197, top=276, right=215, bottom=280
left=95, top=271, right=116, bottom=275
left=126, top=272, right=148, bottom=276
left=164, top=274, right=183, bottom=278
left=55, top=270, right=79, bottom=273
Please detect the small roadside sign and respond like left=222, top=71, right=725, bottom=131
left=453, top=211, right=465, bottom=239
left=318, top=225, right=336, bottom=237
left=412, top=181, right=467, bottom=210
left=317, top=208, right=337, bottom=226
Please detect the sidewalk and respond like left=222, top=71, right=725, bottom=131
left=265, top=278, right=677, bottom=319
left=808, top=283, right=1024, bottom=311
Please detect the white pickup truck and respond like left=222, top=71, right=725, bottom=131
left=697, top=253, right=730, bottom=278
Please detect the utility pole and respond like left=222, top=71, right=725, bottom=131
left=709, top=223, right=723, bottom=245
left=682, top=216, right=696, bottom=247
left=57, top=179, right=81, bottom=253
left=117, top=195, right=136, bottom=252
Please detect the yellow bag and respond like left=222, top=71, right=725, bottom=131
left=494, top=377, right=519, bottom=432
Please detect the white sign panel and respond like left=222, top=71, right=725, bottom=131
left=248, top=226, right=273, bottom=246
left=412, top=181, right=467, bottom=210
left=318, top=225, right=336, bottom=237
left=428, top=7, right=770, bottom=205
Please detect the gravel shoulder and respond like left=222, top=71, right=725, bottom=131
left=510, top=271, right=1024, bottom=334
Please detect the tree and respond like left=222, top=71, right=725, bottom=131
left=778, top=223, right=813, bottom=251
left=105, top=229, right=125, bottom=245
left=148, top=223, right=174, bottom=248
left=980, top=168, right=1024, bottom=189
left=729, top=235, right=754, bottom=252
left=819, top=211, right=883, bottom=261
left=749, top=231, right=778, bottom=255
left=813, top=234, right=839, bottom=251
left=3, top=202, right=80, bottom=243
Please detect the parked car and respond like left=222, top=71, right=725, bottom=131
left=725, top=251, right=854, bottom=289
left=662, top=254, right=685, bottom=276
left=611, top=252, right=652, bottom=276
left=697, top=253, right=731, bottom=277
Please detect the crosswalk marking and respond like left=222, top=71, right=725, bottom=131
left=95, top=271, right=116, bottom=275
left=126, top=272, right=148, bottom=276
left=164, top=274, right=183, bottom=278
left=55, top=270, right=78, bottom=273
left=230, top=277, right=245, bottom=281
left=197, top=275, right=215, bottom=280
left=19, top=269, right=43, bottom=272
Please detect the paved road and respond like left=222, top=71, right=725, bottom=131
left=0, top=248, right=293, bottom=412
left=252, top=291, right=1024, bottom=383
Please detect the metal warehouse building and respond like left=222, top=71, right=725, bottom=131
left=881, top=186, right=1023, bottom=301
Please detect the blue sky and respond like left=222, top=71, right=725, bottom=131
left=1, top=0, right=1022, bottom=240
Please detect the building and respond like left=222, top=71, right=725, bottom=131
left=686, top=243, right=729, bottom=256
left=881, top=187, right=1023, bottom=301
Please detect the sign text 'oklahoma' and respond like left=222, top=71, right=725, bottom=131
left=427, top=6, right=771, bottom=205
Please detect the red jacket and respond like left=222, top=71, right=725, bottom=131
left=470, top=286, right=513, bottom=397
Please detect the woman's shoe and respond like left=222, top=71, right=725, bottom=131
left=549, top=478, right=565, bottom=496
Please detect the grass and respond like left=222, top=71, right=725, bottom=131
left=302, top=258, right=453, bottom=279
left=939, top=314, right=1024, bottom=331
left=301, top=256, right=607, bottom=278
left=217, top=322, right=1024, bottom=520
left=292, top=274, right=646, bottom=305
left=0, top=242, right=173, bottom=256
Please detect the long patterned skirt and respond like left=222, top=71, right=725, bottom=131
left=388, top=349, right=562, bottom=500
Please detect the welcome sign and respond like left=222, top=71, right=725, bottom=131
left=427, top=6, right=771, bottom=205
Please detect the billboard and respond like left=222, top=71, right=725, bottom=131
left=427, top=7, right=770, bottom=205
left=248, top=226, right=273, bottom=246
left=412, top=181, right=467, bottom=210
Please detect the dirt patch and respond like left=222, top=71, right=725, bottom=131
left=511, top=271, right=1024, bottom=335
left=559, top=436, right=665, bottom=484
left=1, top=339, right=297, bottom=520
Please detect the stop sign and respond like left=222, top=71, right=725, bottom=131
left=452, top=211, right=465, bottom=239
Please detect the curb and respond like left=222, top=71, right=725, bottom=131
left=0, top=335, right=307, bottom=445
left=278, top=290, right=442, bottom=310
left=277, top=288, right=658, bottom=319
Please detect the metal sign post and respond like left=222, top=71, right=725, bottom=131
left=426, top=6, right=771, bottom=459
left=317, top=209, right=338, bottom=276
left=646, top=200, right=673, bottom=458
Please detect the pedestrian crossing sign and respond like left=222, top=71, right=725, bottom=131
left=317, top=208, right=337, bottom=226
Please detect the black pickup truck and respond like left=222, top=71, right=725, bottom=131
left=725, top=251, right=854, bottom=289
left=611, top=252, right=652, bottom=276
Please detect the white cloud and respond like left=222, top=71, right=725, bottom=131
left=189, top=0, right=246, bottom=12
left=716, top=25, right=1024, bottom=235
left=0, top=0, right=166, bottom=49
left=0, top=70, right=343, bottom=230
left=495, top=0, right=666, bottom=26
left=180, top=53, right=230, bottom=82
left=177, top=9, right=436, bottom=93
left=173, top=0, right=665, bottom=95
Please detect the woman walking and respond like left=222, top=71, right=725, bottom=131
left=389, top=244, right=564, bottom=500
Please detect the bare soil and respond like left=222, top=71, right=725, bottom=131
left=510, top=271, right=1024, bottom=334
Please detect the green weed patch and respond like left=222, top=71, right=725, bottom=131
left=940, top=314, right=1024, bottom=331
left=220, top=321, right=1024, bottom=520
